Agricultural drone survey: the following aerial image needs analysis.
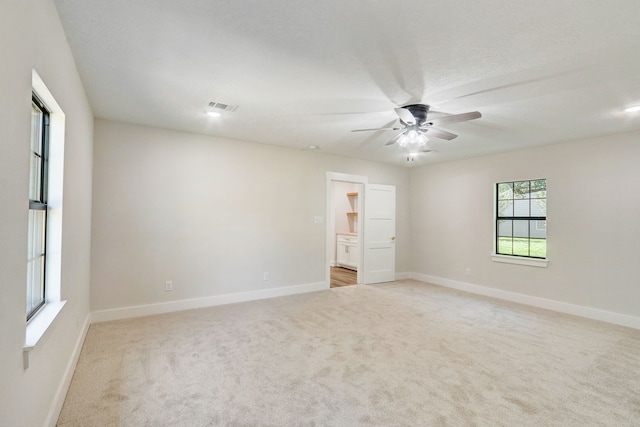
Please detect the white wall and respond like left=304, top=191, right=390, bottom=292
left=0, top=1, right=94, bottom=426
left=91, top=119, right=410, bottom=313
left=410, top=131, right=640, bottom=318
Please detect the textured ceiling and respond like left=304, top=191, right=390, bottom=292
left=53, top=0, right=640, bottom=166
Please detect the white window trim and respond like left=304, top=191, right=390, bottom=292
left=24, top=70, right=67, bottom=369
left=492, top=179, right=548, bottom=268
left=491, top=254, right=549, bottom=268
left=23, top=301, right=67, bottom=368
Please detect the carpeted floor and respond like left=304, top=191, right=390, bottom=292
left=57, top=280, right=640, bottom=426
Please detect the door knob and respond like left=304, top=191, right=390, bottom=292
left=390, top=236, right=396, bottom=241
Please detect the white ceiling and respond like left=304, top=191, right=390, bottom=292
left=53, top=0, right=640, bottom=166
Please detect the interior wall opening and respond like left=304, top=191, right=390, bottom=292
left=329, top=180, right=363, bottom=288
left=326, top=172, right=367, bottom=288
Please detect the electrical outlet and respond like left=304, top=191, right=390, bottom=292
left=465, top=268, right=472, bottom=276
left=263, top=272, right=269, bottom=281
left=165, top=280, right=173, bottom=291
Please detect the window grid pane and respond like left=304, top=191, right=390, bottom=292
left=30, top=102, right=44, bottom=201
left=497, top=220, right=512, bottom=237
left=497, top=183, right=513, bottom=200
left=513, top=220, right=529, bottom=238
left=530, top=179, right=546, bottom=199
left=26, top=256, right=45, bottom=316
left=29, top=152, right=42, bottom=200
left=514, top=181, right=529, bottom=199
left=498, top=200, right=513, bottom=217
left=28, top=209, right=46, bottom=260
left=513, top=199, right=529, bottom=216
left=513, top=238, right=530, bottom=257
left=31, top=103, right=43, bottom=154
left=531, top=199, right=546, bottom=216
left=497, top=237, right=513, bottom=255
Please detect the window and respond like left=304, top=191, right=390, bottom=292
left=23, top=71, right=68, bottom=367
left=496, top=179, right=546, bottom=259
left=27, top=94, right=49, bottom=320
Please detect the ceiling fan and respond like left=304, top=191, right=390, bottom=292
left=351, top=104, right=481, bottom=150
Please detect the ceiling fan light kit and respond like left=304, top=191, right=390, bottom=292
left=397, top=129, right=428, bottom=148
left=351, top=103, right=482, bottom=161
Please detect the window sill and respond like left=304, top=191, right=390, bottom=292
left=491, top=254, right=548, bottom=268
left=23, top=300, right=66, bottom=368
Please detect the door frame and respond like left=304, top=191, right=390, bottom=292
left=326, top=172, right=368, bottom=287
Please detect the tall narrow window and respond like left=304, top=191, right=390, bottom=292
left=27, top=94, right=49, bottom=320
left=496, top=179, right=546, bottom=259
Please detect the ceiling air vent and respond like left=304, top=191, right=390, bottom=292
left=208, top=101, right=239, bottom=112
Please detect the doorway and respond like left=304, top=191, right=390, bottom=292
left=330, top=266, right=357, bottom=288
left=330, top=180, right=362, bottom=288
left=325, top=173, right=397, bottom=288
left=326, top=173, right=367, bottom=288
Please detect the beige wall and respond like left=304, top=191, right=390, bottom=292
left=91, top=119, right=410, bottom=312
left=0, top=0, right=94, bottom=426
left=410, top=131, right=640, bottom=317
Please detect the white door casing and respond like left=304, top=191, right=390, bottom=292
left=326, top=172, right=367, bottom=286
left=363, top=184, right=396, bottom=284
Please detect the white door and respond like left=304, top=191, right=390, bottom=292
left=363, top=184, right=396, bottom=284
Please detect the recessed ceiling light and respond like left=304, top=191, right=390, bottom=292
left=207, top=111, right=221, bottom=118
left=307, top=145, right=320, bottom=151
left=624, top=105, right=640, bottom=113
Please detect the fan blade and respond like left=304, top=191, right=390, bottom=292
left=425, top=128, right=458, bottom=141
left=351, top=127, right=401, bottom=132
left=394, top=107, right=416, bottom=125
left=385, top=133, right=404, bottom=146
left=420, top=149, right=436, bottom=153
left=426, top=111, right=481, bottom=126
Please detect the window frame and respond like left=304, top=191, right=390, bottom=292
left=27, top=93, right=50, bottom=321
left=494, top=179, right=547, bottom=263
left=24, top=70, right=69, bottom=368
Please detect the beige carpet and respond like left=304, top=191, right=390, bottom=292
left=57, top=280, right=640, bottom=426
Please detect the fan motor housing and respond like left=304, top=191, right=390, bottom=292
left=402, top=104, right=430, bottom=125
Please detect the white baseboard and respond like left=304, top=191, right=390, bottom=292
left=45, top=313, right=91, bottom=427
left=411, top=273, right=640, bottom=330
left=395, top=272, right=412, bottom=280
left=91, top=282, right=328, bottom=323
